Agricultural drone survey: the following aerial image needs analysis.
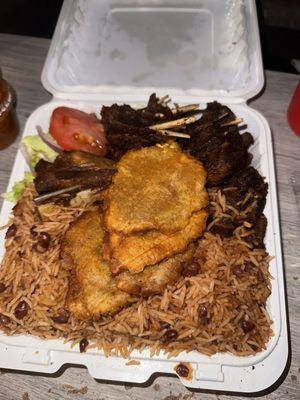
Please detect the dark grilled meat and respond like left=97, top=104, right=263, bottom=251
left=186, top=101, right=236, bottom=133
left=34, top=152, right=116, bottom=195
left=101, top=94, right=173, bottom=160
left=224, top=166, right=268, bottom=212
left=34, top=159, right=60, bottom=194
left=209, top=167, right=268, bottom=247
left=101, top=96, right=254, bottom=187
left=241, top=131, right=254, bottom=149
left=184, top=102, right=253, bottom=186
left=253, top=214, right=268, bottom=248
left=207, top=216, right=236, bottom=238
left=197, top=138, right=251, bottom=187
left=54, top=151, right=115, bottom=172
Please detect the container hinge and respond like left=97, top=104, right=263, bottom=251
left=195, top=363, right=224, bottom=382
left=22, top=348, right=50, bottom=366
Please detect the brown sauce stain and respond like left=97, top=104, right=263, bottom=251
left=174, top=362, right=193, bottom=380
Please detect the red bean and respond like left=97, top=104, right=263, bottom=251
left=14, top=301, right=29, bottom=319
left=175, top=363, right=189, bottom=378
left=0, top=314, right=11, bottom=326
left=198, top=305, right=207, bottom=318
left=5, top=224, right=17, bottom=238
left=233, top=266, right=243, bottom=277
left=79, top=338, right=89, bottom=353
left=0, top=283, right=6, bottom=293
left=37, top=232, right=51, bottom=249
left=182, top=262, right=201, bottom=278
left=52, top=312, right=69, bottom=324
left=33, top=232, right=51, bottom=253
left=257, top=270, right=265, bottom=281
left=241, top=320, right=256, bottom=334
left=161, top=329, right=178, bottom=342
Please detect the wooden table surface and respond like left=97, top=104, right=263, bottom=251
left=0, top=33, right=299, bottom=400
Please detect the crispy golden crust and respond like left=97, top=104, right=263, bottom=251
left=63, top=211, right=199, bottom=319
left=63, top=210, right=133, bottom=321
left=108, top=209, right=208, bottom=274
left=104, top=142, right=208, bottom=235
left=115, top=243, right=196, bottom=297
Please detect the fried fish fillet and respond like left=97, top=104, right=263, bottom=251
left=63, top=210, right=134, bottom=321
left=104, top=142, right=208, bottom=235
left=115, top=243, right=195, bottom=297
left=107, top=209, right=208, bottom=274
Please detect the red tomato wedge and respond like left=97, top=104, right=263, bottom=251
left=49, top=107, right=107, bottom=156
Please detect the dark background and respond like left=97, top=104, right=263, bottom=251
left=0, top=0, right=299, bottom=74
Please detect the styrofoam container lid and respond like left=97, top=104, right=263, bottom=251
left=42, top=0, right=264, bottom=101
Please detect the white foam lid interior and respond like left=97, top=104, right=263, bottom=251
left=42, top=0, right=264, bottom=101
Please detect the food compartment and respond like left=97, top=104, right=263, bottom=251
left=0, top=98, right=281, bottom=365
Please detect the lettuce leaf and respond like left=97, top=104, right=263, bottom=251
left=2, top=172, right=35, bottom=203
left=2, top=135, right=58, bottom=203
left=22, top=135, right=57, bottom=167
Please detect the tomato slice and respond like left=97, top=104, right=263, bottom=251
left=49, top=107, right=107, bottom=156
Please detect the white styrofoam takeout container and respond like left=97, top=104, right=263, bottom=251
left=0, top=0, right=288, bottom=393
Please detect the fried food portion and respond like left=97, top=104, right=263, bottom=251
left=107, top=209, right=208, bottom=274
left=34, top=152, right=116, bottom=195
left=63, top=211, right=199, bottom=319
left=105, top=142, right=208, bottom=235
left=115, top=243, right=195, bottom=297
left=63, top=210, right=133, bottom=321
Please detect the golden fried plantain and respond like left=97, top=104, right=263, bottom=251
left=63, top=210, right=134, bottom=321
left=104, top=142, right=208, bottom=235
left=115, top=243, right=195, bottom=296
left=107, top=209, right=207, bottom=274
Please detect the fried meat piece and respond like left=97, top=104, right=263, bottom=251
left=104, top=142, right=208, bottom=236
left=63, top=210, right=133, bottom=321
left=106, top=209, right=208, bottom=274
left=115, top=243, right=195, bottom=297
left=54, top=151, right=115, bottom=176
left=184, top=102, right=254, bottom=186
left=208, top=167, right=268, bottom=247
left=101, top=94, right=172, bottom=160
left=224, top=166, right=268, bottom=209
left=34, top=152, right=116, bottom=194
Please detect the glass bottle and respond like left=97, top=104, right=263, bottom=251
left=0, top=71, right=19, bottom=149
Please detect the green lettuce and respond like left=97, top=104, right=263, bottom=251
left=2, top=135, right=58, bottom=203
left=2, top=172, right=35, bottom=203
left=22, top=135, right=57, bottom=167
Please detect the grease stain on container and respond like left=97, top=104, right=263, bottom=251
left=174, top=362, right=193, bottom=380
